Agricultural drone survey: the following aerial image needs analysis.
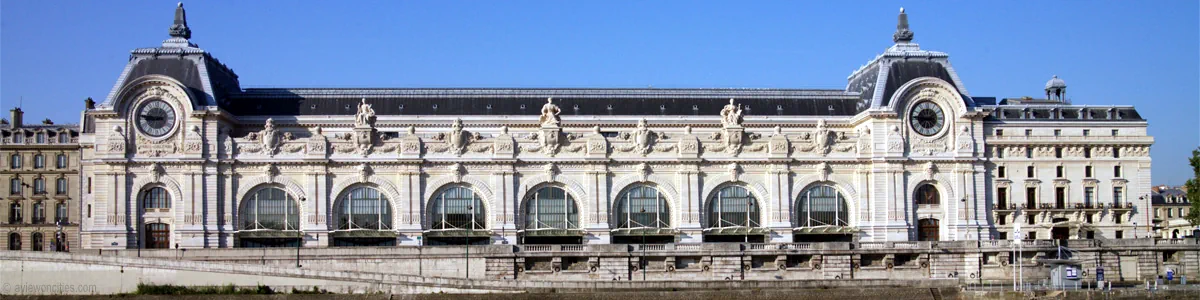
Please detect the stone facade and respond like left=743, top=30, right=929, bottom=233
left=78, top=5, right=1154, bottom=249
left=1, top=108, right=82, bottom=251
left=1151, top=186, right=1194, bottom=238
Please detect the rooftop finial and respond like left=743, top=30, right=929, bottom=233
left=169, top=2, right=191, bottom=39
left=893, top=7, right=914, bottom=43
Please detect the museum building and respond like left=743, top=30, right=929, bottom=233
left=77, top=4, right=1154, bottom=249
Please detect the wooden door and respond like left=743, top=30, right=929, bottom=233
left=145, top=223, right=170, bottom=249
left=917, top=218, right=939, bottom=241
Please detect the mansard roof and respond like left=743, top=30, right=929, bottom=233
left=224, top=88, right=865, bottom=117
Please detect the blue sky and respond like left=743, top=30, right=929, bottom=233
left=2, top=1, right=1197, bottom=183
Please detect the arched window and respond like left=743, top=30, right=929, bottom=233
left=707, top=186, right=760, bottom=228
left=8, top=233, right=20, bottom=250
left=796, top=185, right=848, bottom=227
left=614, top=185, right=669, bottom=228
left=239, top=187, right=299, bottom=231
left=33, top=154, right=44, bottom=169
left=56, top=154, right=67, bottom=169
left=31, top=202, right=45, bottom=224
left=8, top=202, right=21, bottom=224
left=430, top=186, right=485, bottom=230
left=524, top=186, right=579, bottom=230
left=55, top=202, right=67, bottom=223
left=55, top=178, right=66, bottom=195
left=33, top=177, right=45, bottom=194
left=10, top=154, right=20, bottom=169
left=13, top=133, right=23, bottom=144
left=142, top=187, right=170, bottom=209
left=57, top=132, right=69, bottom=143
left=35, top=132, right=45, bottom=143
left=335, top=186, right=392, bottom=230
left=9, top=178, right=20, bottom=195
left=915, top=184, right=940, bottom=205
left=31, top=232, right=43, bottom=251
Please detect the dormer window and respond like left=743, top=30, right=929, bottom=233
left=35, top=132, right=45, bottom=143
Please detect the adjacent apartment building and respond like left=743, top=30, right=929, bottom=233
left=1, top=108, right=82, bottom=251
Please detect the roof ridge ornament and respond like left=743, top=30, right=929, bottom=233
left=893, top=7, right=914, bottom=44
left=169, top=2, right=191, bottom=39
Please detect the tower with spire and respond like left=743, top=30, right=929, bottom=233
left=843, top=7, right=975, bottom=112
left=893, top=8, right=914, bottom=43
left=95, top=2, right=241, bottom=109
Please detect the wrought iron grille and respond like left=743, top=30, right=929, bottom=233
left=337, top=187, right=393, bottom=230
left=524, top=187, right=578, bottom=230
left=240, top=187, right=299, bottom=231
left=430, top=186, right=485, bottom=230
left=796, top=185, right=848, bottom=227
left=615, top=185, right=669, bottom=228
left=707, top=186, right=760, bottom=228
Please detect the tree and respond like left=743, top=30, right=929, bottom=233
left=1186, top=147, right=1200, bottom=226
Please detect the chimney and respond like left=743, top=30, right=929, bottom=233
left=9, top=108, right=23, bottom=128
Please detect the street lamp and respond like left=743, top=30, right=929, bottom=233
left=640, top=207, right=647, bottom=281
left=466, top=205, right=473, bottom=280
left=296, top=230, right=303, bottom=268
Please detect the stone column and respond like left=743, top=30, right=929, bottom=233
left=493, top=168, right=516, bottom=245
left=677, top=164, right=702, bottom=243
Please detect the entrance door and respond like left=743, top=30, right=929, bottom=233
left=144, top=223, right=170, bottom=249
left=917, top=218, right=939, bottom=241
left=1051, top=227, right=1069, bottom=240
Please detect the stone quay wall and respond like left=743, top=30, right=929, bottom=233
left=65, top=238, right=1199, bottom=284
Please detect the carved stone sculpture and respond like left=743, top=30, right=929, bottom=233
left=355, top=98, right=376, bottom=128
left=539, top=98, right=561, bottom=127
left=719, top=99, right=744, bottom=128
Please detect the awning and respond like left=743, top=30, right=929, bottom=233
left=611, top=227, right=680, bottom=236
left=518, top=228, right=587, bottom=237
left=236, top=230, right=303, bottom=239
left=702, top=226, right=771, bottom=236
left=329, top=230, right=398, bottom=238
left=423, top=228, right=493, bottom=238
left=792, top=226, right=860, bottom=235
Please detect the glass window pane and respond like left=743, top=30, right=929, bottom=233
left=615, top=185, right=669, bottom=228
left=708, top=186, right=759, bottom=228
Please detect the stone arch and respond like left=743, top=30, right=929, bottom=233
left=234, top=181, right=306, bottom=231
left=610, top=173, right=681, bottom=228
left=130, top=174, right=185, bottom=211
left=701, top=174, right=772, bottom=225
left=111, top=75, right=198, bottom=115
left=516, top=174, right=591, bottom=226
left=112, top=76, right=199, bottom=143
left=701, top=179, right=770, bottom=228
left=887, top=77, right=970, bottom=118
left=790, top=174, right=859, bottom=227
left=423, top=176, right=496, bottom=230
left=328, top=174, right=404, bottom=228
left=235, top=175, right=308, bottom=204
left=905, top=171, right=961, bottom=206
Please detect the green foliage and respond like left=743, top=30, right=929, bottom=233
left=292, top=286, right=331, bottom=294
left=134, top=283, right=276, bottom=295
left=1186, top=147, right=1200, bottom=226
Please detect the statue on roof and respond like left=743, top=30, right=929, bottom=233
left=719, top=99, right=744, bottom=128
left=355, top=98, right=376, bottom=128
left=539, top=98, right=561, bottom=127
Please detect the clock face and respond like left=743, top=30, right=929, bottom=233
left=909, top=101, right=945, bottom=136
left=136, top=100, right=177, bottom=138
